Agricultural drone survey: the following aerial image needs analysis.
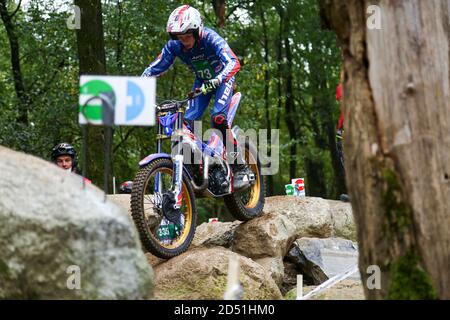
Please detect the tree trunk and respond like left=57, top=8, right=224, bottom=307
left=308, top=95, right=329, bottom=197
left=275, top=10, right=283, bottom=132
left=284, top=13, right=299, bottom=180
left=305, top=156, right=327, bottom=197
left=320, top=0, right=450, bottom=299
left=212, top=0, right=226, bottom=28
left=74, top=0, right=110, bottom=192
left=115, top=0, right=123, bottom=74
left=0, top=0, right=28, bottom=125
left=260, top=9, right=274, bottom=196
left=277, top=4, right=298, bottom=180
left=327, top=118, right=347, bottom=196
left=309, top=57, right=346, bottom=197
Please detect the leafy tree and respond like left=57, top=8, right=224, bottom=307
left=0, top=0, right=343, bottom=223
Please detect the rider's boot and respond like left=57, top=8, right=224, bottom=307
left=226, top=144, right=254, bottom=191
left=211, top=113, right=255, bottom=191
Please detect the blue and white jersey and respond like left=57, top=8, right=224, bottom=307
left=142, top=27, right=240, bottom=83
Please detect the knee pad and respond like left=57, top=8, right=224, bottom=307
left=211, top=112, right=237, bottom=149
left=212, top=113, right=227, bottom=126
left=211, top=112, right=228, bottom=138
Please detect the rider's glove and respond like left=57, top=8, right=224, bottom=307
left=200, top=78, right=221, bottom=94
left=141, top=67, right=152, bottom=77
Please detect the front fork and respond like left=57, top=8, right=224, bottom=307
left=154, top=111, right=185, bottom=210
left=152, top=153, right=183, bottom=210
left=154, top=122, right=164, bottom=209
left=152, top=161, right=183, bottom=210
left=171, top=112, right=185, bottom=209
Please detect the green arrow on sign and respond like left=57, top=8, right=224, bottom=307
left=79, top=80, right=116, bottom=122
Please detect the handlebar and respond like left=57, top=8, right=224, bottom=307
left=186, top=88, right=203, bottom=100
left=156, top=88, right=203, bottom=112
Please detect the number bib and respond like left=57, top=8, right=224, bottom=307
left=192, top=60, right=215, bottom=80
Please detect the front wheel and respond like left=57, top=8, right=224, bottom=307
left=131, top=158, right=196, bottom=259
left=224, top=141, right=265, bottom=220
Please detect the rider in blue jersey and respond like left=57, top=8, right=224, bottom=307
left=142, top=5, right=250, bottom=184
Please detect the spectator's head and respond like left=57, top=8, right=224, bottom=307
left=166, top=5, right=203, bottom=48
left=51, top=143, right=78, bottom=172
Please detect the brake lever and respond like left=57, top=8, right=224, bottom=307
left=187, top=88, right=203, bottom=100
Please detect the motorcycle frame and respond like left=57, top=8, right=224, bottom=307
left=145, top=92, right=243, bottom=204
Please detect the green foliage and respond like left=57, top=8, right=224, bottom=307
left=382, top=168, right=413, bottom=237
left=388, top=251, right=437, bottom=300
left=0, top=0, right=342, bottom=222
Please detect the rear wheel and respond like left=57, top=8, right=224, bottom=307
left=224, top=141, right=265, bottom=220
left=131, top=158, right=196, bottom=259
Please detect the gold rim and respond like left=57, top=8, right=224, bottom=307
left=243, top=148, right=260, bottom=209
left=143, top=168, right=193, bottom=249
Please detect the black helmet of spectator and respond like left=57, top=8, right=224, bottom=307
left=51, top=142, right=78, bottom=171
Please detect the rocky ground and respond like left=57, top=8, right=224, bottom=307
left=0, top=145, right=364, bottom=300
left=0, top=147, right=153, bottom=299
left=285, top=280, right=365, bottom=300
left=108, top=194, right=364, bottom=300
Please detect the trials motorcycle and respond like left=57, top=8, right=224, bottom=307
left=130, top=89, right=265, bottom=259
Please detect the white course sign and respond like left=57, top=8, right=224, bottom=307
left=79, top=75, right=156, bottom=126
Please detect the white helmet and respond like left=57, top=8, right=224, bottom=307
left=166, top=5, right=203, bottom=40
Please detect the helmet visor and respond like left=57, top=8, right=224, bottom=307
left=169, top=30, right=195, bottom=40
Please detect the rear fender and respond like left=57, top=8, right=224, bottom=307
left=227, top=92, right=242, bottom=127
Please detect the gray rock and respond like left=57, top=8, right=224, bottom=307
left=107, top=194, right=131, bottom=214
left=264, top=196, right=356, bottom=240
left=0, top=146, right=153, bottom=299
left=328, top=200, right=357, bottom=241
left=226, top=197, right=357, bottom=289
left=232, top=212, right=297, bottom=258
left=192, top=220, right=242, bottom=248
left=287, top=237, right=359, bottom=285
left=254, top=256, right=285, bottom=287
left=281, top=260, right=303, bottom=295
left=145, top=252, right=166, bottom=268
left=264, top=196, right=334, bottom=238
left=153, top=247, right=282, bottom=300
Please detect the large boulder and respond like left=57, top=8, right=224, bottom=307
left=145, top=253, right=166, bottom=269
left=282, top=259, right=302, bottom=295
left=192, top=220, right=242, bottom=248
left=227, top=197, right=356, bottom=288
left=286, top=237, right=359, bottom=285
left=107, top=194, right=131, bottom=214
left=328, top=200, right=357, bottom=241
left=232, top=212, right=297, bottom=258
left=264, top=196, right=334, bottom=238
left=254, top=256, right=285, bottom=287
left=0, top=146, right=153, bottom=299
left=153, top=246, right=282, bottom=300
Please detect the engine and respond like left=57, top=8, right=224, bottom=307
left=208, top=164, right=230, bottom=195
